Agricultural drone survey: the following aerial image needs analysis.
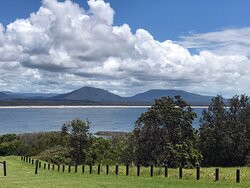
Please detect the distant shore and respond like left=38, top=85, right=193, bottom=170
left=0, top=105, right=209, bottom=109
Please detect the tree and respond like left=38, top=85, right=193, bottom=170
left=199, top=95, right=228, bottom=166
left=227, top=95, right=250, bottom=166
left=61, top=119, right=91, bottom=165
left=199, top=95, right=250, bottom=166
left=133, top=96, right=201, bottom=167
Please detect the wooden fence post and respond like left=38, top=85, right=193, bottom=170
left=52, top=164, right=55, bottom=170
left=68, top=165, right=71, bottom=173
left=39, top=161, right=41, bottom=168
left=3, top=161, right=6, bottom=176
left=196, top=165, right=200, bottom=180
left=62, top=165, right=65, bottom=172
left=165, top=165, right=168, bottom=177
left=137, top=165, right=140, bottom=176
left=26, top=156, right=28, bottom=163
left=126, top=164, right=129, bottom=176
left=75, top=165, right=77, bottom=173
left=82, top=165, right=85, bottom=173
left=106, top=165, right=109, bottom=175
left=215, top=168, right=219, bottom=181
left=236, top=169, right=240, bottom=183
left=179, top=166, right=183, bottom=179
left=29, top=158, right=31, bottom=163
left=89, top=165, right=92, bottom=174
left=150, top=165, right=153, bottom=177
left=35, top=160, right=39, bottom=175
left=115, top=165, right=119, bottom=175
left=98, top=165, right=101, bottom=175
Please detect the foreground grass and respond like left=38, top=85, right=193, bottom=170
left=0, top=156, right=249, bottom=188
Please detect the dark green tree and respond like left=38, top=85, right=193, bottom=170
left=61, top=119, right=91, bottom=165
left=227, top=95, right=250, bottom=166
left=133, top=96, right=201, bottom=167
left=199, top=95, right=250, bottom=166
left=199, top=95, right=228, bottom=166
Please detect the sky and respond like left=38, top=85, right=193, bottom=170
left=0, top=0, right=250, bottom=97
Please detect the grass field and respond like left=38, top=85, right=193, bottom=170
left=0, top=156, right=249, bottom=188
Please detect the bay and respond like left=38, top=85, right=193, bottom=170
left=0, top=107, right=204, bottom=134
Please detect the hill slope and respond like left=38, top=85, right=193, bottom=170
left=126, top=89, right=213, bottom=105
left=0, top=92, right=13, bottom=100
left=52, top=86, right=122, bottom=101
left=2, top=91, right=57, bottom=99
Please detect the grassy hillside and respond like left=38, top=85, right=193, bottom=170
left=0, top=156, right=249, bottom=188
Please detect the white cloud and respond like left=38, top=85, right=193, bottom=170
left=88, top=0, right=114, bottom=25
left=179, top=27, right=250, bottom=56
left=0, top=0, right=249, bottom=97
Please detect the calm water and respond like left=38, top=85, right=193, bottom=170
left=0, top=107, right=204, bottom=134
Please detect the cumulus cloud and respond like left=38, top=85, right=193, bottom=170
left=0, top=0, right=250, bottom=97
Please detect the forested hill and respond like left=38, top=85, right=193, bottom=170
left=0, top=86, right=216, bottom=106
left=51, top=86, right=122, bottom=101
left=124, top=89, right=213, bottom=104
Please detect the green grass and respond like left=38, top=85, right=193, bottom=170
left=0, top=156, right=249, bottom=188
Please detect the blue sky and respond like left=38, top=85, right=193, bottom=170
left=1, top=0, right=249, bottom=41
left=0, top=0, right=250, bottom=97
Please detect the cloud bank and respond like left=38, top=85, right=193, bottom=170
left=0, top=0, right=250, bottom=97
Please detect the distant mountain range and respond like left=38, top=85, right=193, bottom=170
left=0, top=91, right=58, bottom=100
left=0, top=86, right=215, bottom=106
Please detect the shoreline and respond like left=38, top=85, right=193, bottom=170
left=0, top=105, right=209, bottom=109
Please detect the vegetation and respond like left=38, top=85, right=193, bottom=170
left=0, top=95, right=249, bottom=168
left=61, top=119, right=92, bottom=165
left=199, top=95, right=250, bottom=166
left=0, top=156, right=249, bottom=188
left=132, top=96, right=201, bottom=167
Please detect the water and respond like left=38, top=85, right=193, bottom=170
left=0, top=107, right=204, bottom=134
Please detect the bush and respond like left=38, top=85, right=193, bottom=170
left=36, top=146, right=70, bottom=165
left=0, top=141, right=20, bottom=156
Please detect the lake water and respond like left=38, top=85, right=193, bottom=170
left=0, top=107, right=204, bottom=134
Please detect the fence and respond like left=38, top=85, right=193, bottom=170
left=20, top=156, right=241, bottom=183
left=0, top=161, right=7, bottom=176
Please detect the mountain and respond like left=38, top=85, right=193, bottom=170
left=1, top=91, right=58, bottom=100
left=52, top=86, right=122, bottom=101
left=0, top=87, right=215, bottom=106
left=15, top=93, right=58, bottom=98
left=126, top=89, right=213, bottom=105
left=52, top=87, right=213, bottom=105
left=0, top=92, right=25, bottom=100
left=0, top=92, right=14, bottom=100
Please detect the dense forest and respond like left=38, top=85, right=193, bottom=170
left=0, top=95, right=249, bottom=167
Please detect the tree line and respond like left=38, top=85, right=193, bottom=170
left=0, top=95, right=249, bottom=167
